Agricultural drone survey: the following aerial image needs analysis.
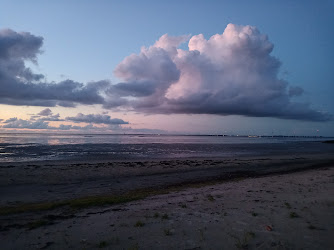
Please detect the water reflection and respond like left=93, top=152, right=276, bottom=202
left=0, top=133, right=331, bottom=163
left=46, top=139, right=62, bottom=145
left=0, top=133, right=328, bottom=146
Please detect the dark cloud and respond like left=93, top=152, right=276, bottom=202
left=0, top=29, right=43, bottom=61
left=31, top=108, right=63, bottom=121
left=66, top=113, right=129, bottom=125
left=103, top=97, right=128, bottom=109
left=112, top=44, right=181, bottom=108
left=110, top=24, right=331, bottom=122
left=114, top=46, right=180, bottom=84
left=111, top=81, right=156, bottom=97
left=38, top=108, right=52, bottom=116
left=0, top=78, right=108, bottom=107
left=0, top=29, right=110, bottom=107
left=38, top=114, right=63, bottom=122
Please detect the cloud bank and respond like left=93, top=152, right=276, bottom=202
left=66, top=113, right=128, bottom=125
left=3, top=117, right=51, bottom=129
left=1, top=109, right=128, bottom=131
left=0, top=25, right=331, bottom=121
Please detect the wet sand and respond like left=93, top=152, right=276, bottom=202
left=0, top=154, right=334, bottom=249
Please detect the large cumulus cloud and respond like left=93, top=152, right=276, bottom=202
left=110, top=24, right=331, bottom=121
left=0, top=29, right=109, bottom=107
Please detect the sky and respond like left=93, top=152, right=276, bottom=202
left=0, top=0, right=333, bottom=136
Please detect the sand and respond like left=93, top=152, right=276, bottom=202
left=1, top=154, right=334, bottom=249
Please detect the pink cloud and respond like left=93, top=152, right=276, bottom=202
left=108, top=24, right=331, bottom=121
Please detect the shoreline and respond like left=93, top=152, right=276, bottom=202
left=1, top=138, right=333, bottom=164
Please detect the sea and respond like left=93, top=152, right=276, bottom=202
left=0, top=133, right=332, bottom=163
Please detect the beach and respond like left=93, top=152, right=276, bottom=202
left=1, top=153, right=333, bottom=249
left=1, top=1, right=334, bottom=249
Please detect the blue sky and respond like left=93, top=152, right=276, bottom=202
left=0, top=0, right=333, bottom=136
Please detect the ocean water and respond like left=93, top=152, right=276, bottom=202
left=0, top=133, right=332, bottom=162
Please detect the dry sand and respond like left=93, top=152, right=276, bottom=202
left=1, top=155, right=334, bottom=249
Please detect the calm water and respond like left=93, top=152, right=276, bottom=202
left=0, top=133, right=332, bottom=162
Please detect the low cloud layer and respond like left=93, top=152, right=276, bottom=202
left=66, top=113, right=128, bottom=125
left=1, top=109, right=128, bottom=131
left=1, top=118, right=97, bottom=131
left=0, top=25, right=331, bottom=121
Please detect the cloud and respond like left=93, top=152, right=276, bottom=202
left=57, top=124, right=72, bottom=130
left=58, top=124, right=96, bottom=131
left=109, top=24, right=331, bottom=121
left=111, top=81, right=156, bottom=97
left=38, top=113, right=63, bottom=121
left=1, top=116, right=99, bottom=131
left=111, top=39, right=182, bottom=108
left=0, top=29, right=43, bottom=62
left=3, top=117, right=18, bottom=123
left=38, top=108, right=52, bottom=116
left=66, top=113, right=129, bottom=125
left=0, top=29, right=110, bottom=107
left=2, top=116, right=59, bottom=129
left=30, top=108, right=63, bottom=121
left=1, top=113, right=166, bottom=133
left=1, top=110, right=129, bottom=131
left=2, top=118, right=50, bottom=129
left=0, top=25, right=330, bottom=122
left=1, top=119, right=97, bottom=130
